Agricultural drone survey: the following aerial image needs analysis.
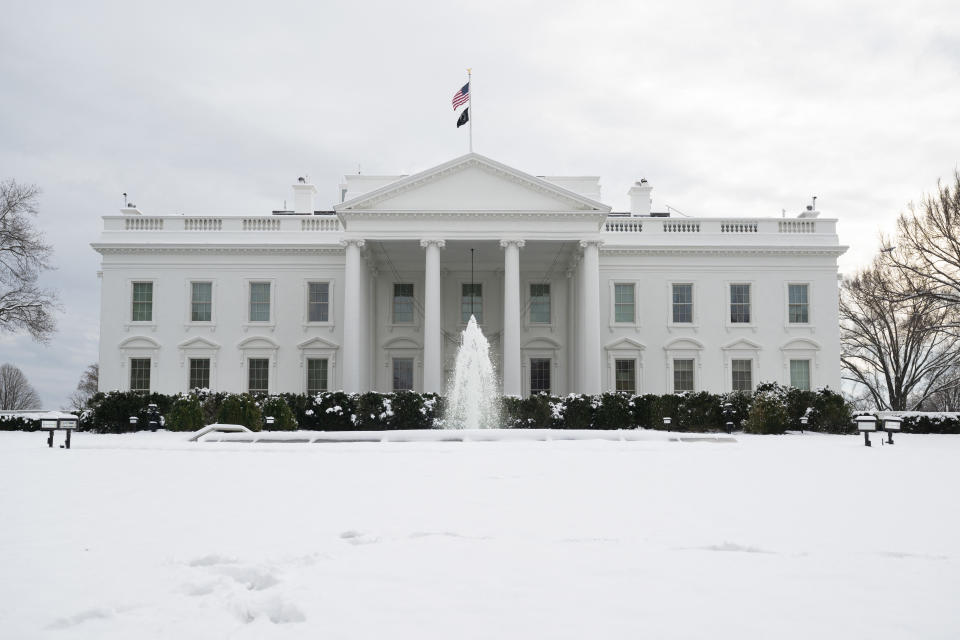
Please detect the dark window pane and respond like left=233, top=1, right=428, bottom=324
left=191, top=282, right=212, bottom=322
left=530, top=283, right=551, bottom=323
left=788, top=284, right=809, bottom=323
left=248, top=358, right=269, bottom=393
left=132, top=282, right=153, bottom=321
left=615, top=359, right=636, bottom=394
left=731, top=359, right=752, bottom=392
left=673, top=359, right=694, bottom=392
left=461, top=283, right=482, bottom=324
left=250, top=282, right=271, bottom=322
left=392, top=358, right=414, bottom=391
left=189, top=358, right=210, bottom=389
left=307, top=358, right=329, bottom=395
left=672, top=283, right=692, bottom=323
left=130, top=358, right=151, bottom=391
left=308, top=282, right=329, bottom=322
left=530, top=358, right=551, bottom=395
left=730, top=284, right=751, bottom=323
left=393, top=283, right=414, bottom=323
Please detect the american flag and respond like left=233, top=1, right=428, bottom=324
left=451, top=82, right=470, bottom=110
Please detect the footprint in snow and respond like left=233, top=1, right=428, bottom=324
left=340, top=530, right=380, bottom=545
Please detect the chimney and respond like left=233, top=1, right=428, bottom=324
left=627, top=179, right=652, bottom=216
left=292, top=177, right=318, bottom=214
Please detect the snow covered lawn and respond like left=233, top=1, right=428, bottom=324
left=2, top=431, right=958, bottom=638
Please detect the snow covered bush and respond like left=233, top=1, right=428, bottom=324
left=259, top=395, right=297, bottom=431
left=0, top=416, right=39, bottom=431
left=561, top=394, right=594, bottom=429
left=217, top=394, right=263, bottom=431
left=744, top=383, right=790, bottom=434
left=86, top=391, right=174, bottom=433
left=166, top=394, right=204, bottom=432
left=593, top=393, right=632, bottom=429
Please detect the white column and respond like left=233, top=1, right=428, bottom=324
left=341, top=239, right=365, bottom=393
left=420, top=239, right=445, bottom=393
left=500, top=239, right=525, bottom=397
left=579, top=240, right=602, bottom=394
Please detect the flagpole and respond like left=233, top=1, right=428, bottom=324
left=467, top=68, right=473, bottom=153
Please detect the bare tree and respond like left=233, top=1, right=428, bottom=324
left=0, top=179, right=58, bottom=342
left=68, top=363, right=99, bottom=410
left=0, top=363, right=41, bottom=410
left=840, top=257, right=960, bottom=411
left=883, top=171, right=960, bottom=323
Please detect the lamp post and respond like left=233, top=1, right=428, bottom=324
left=799, top=416, right=808, bottom=433
left=662, top=416, right=672, bottom=429
left=265, top=416, right=275, bottom=430
left=722, top=402, right=734, bottom=433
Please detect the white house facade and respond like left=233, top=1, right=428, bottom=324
left=92, top=153, right=846, bottom=398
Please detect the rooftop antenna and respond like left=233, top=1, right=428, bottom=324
left=123, top=192, right=128, bottom=207
left=782, top=208, right=786, bottom=218
left=357, top=163, right=362, bottom=175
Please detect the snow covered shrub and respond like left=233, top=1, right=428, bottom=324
left=390, top=391, right=440, bottom=430
left=166, top=394, right=204, bottom=431
left=86, top=391, right=174, bottom=433
left=259, top=396, right=297, bottom=431
left=808, top=388, right=854, bottom=433
left=901, top=413, right=960, bottom=434
left=744, top=383, right=790, bottom=434
left=650, top=394, right=682, bottom=430
left=500, top=396, right=525, bottom=428
left=217, top=394, right=263, bottom=431
left=676, top=391, right=723, bottom=431
left=514, top=394, right=559, bottom=429
left=721, top=391, right=751, bottom=431
left=313, top=391, right=356, bottom=431
left=0, top=416, right=39, bottom=431
left=594, top=393, right=633, bottom=429
left=561, top=394, right=593, bottom=429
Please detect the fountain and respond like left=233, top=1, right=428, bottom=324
left=444, top=315, right=501, bottom=429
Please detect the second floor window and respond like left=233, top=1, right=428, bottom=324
left=393, top=283, right=414, bottom=323
left=461, top=283, right=482, bottom=324
left=131, top=282, right=153, bottom=322
left=191, top=282, right=212, bottom=322
left=308, top=282, right=330, bottom=322
left=530, top=283, right=551, bottom=323
left=614, top=283, right=635, bottom=323
left=730, top=284, right=751, bottom=323
left=788, top=284, right=809, bottom=323
left=672, top=283, right=693, bottom=323
left=249, top=282, right=271, bottom=322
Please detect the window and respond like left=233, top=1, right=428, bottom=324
left=130, top=358, right=151, bottom=391
left=249, top=282, right=271, bottom=322
left=530, top=283, right=551, bottom=324
left=308, top=282, right=330, bottom=322
left=790, top=359, right=811, bottom=391
left=189, top=358, right=210, bottom=390
left=190, top=282, right=212, bottom=322
left=530, top=358, right=551, bottom=394
left=392, top=357, right=414, bottom=391
left=730, top=284, right=751, bottom=323
left=788, top=284, right=809, bottom=324
left=307, top=358, right=329, bottom=395
left=672, top=283, right=693, bottom=323
left=615, top=359, right=636, bottom=394
left=673, top=359, right=694, bottom=392
left=393, top=283, right=414, bottom=324
left=614, top=283, right=635, bottom=323
left=461, top=283, right=483, bottom=324
left=131, top=282, right=153, bottom=322
left=731, top=359, right=753, bottom=392
left=248, top=358, right=269, bottom=394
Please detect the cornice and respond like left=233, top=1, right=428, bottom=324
left=339, top=210, right=607, bottom=220
left=92, top=244, right=345, bottom=256
left=600, top=245, right=848, bottom=257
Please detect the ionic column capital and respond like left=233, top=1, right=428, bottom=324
left=578, top=239, right=603, bottom=249
left=340, top=239, right=366, bottom=248
left=499, top=239, right=526, bottom=249
left=420, top=239, right=446, bottom=249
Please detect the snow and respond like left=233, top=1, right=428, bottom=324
left=1, top=431, right=958, bottom=638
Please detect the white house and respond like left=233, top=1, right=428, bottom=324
left=92, top=153, right=846, bottom=398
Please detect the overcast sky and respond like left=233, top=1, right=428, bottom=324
left=1, top=0, right=958, bottom=408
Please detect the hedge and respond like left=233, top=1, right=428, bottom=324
left=22, top=383, right=888, bottom=435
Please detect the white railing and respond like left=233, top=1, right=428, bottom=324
left=301, top=217, right=340, bottom=231
left=663, top=221, right=700, bottom=233
left=720, top=221, right=758, bottom=233
left=243, top=218, right=281, bottom=231
left=605, top=219, right=643, bottom=232
left=125, top=217, right=164, bottom=230
left=779, top=220, right=816, bottom=233
left=184, top=217, right=223, bottom=231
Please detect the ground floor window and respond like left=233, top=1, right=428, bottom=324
left=307, top=358, right=329, bottom=395
left=248, top=358, right=269, bottom=394
left=393, top=357, right=414, bottom=391
left=130, top=358, right=151, bottom=392
left=189, top=358, right=210, bottom=390
left=673, top=359, right=694, bottom=393
left=790, top=359, right=811, bottom=391
left=731, top=359, right=753, bottom=392
left=615, top=359, right=636, bottom=394
left=530, top=358, right=551, bottom=394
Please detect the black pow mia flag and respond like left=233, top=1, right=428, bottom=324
left=456, top=107, right=469, bottom=128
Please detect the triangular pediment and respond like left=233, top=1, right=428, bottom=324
left=335, top=153, right=610, bottom=213
left=178, top=336, right=221, bottom=350
left=297, top=336, right=340, bottom=350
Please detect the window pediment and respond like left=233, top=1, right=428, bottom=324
left=663, top=337, right=704, bottom=351
left=605, top=337, right=646, bottom=351
left=178, top=336, right=220, bottom=350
